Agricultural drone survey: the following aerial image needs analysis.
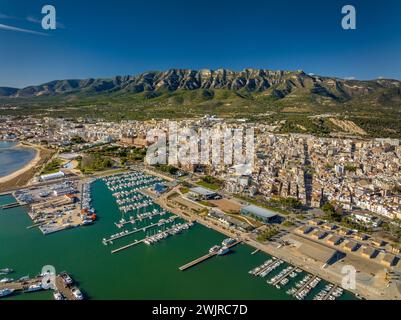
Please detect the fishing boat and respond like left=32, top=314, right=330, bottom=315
left=217, top=246, right=230, bottom=256
left=0, top=288, right=15, bottom=298
left=24, top=283, right=43, bottom=293
left=0, top=268, right=13, bottom=274
left=53, top=290, right=65, bottom=300
left=71, top=287, right=84, bottom=300
left=60, top=272, right=73, bottom=285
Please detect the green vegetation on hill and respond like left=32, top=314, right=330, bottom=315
left=197, top=176, right=223, bottom=190
left=322, top=202, right=343, bottom=222
left=154, top=164, right=179, bottom=175
left=42, top=159, right=63, bottom=174
left=79, top=154, right=113, bottom=174
left=1, top=69, right=400, bottom=138
left=257, top=226, right=280, bottom=242
left=86, top=145, right=146, bottom=164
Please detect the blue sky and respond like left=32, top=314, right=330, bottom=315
left=0, top=0, right=401, bottom=88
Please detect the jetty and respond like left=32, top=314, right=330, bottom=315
left=179, top=240, right=241, bottom=271
left=251, top=249, right=260, bottom=255
left=179, top=253, right=215, bottom=271
left=27, top=221, right=48, bottom=229
left=295, top=275, right=318, bottom=296
left=323, top=285, right=339, bottom=300
left=272, top=266, right=296, bottom=286
left=111, top=239, right=145, bottom=254
left=54, top=275, right=82, bottom=300
left=253, top=259, right=277, bottom=276
left=0, top=202, right=24, bottom=210
left=105, top=217, right=179, bottom=244
left=0, top=276, right=43, bottom=295
left=0, top=192, right=12, bottom=197
left=115, top=211, right=169, bottom=228
left=111, top=222, right=194, bottom=253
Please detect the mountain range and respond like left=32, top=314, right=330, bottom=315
left=1, top=69, right=400, bottom=106
left=0, top=69, right=400, bottom=139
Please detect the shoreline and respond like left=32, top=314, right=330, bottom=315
left=0, top=143, right=42, bottom=184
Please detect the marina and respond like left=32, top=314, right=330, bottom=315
left=0, top=174, right=357, bottom=300
left=102, top=172, right=195, bottom=254
left=112, top=222, right=195, bottom=253
left=103, top=216, right=179, bottom=245
left=249, top=259, right=346, bottom=301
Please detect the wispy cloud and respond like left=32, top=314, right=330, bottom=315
left=345, top=76, right=356, bottom=80
left=0, top=23, right=47, bottom=36
left=26, top=15, right=41, bottom=24
left=0, top=12, right=13, bottom=19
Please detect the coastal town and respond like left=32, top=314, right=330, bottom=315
left=0, top=114, right=400, bottom=300
left=1, top=115, right=400, bottom=220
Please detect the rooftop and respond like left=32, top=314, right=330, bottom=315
left=189, top=186, right=218, bottom=196
left=241, top=204, right=278, bottom=219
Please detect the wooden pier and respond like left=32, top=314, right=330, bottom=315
left=55, top=275, right=79, bottom=300
left=105, top=217, right=178, bottom=244
left=323, top=285, right=338, bottom=300
left=253, top=259, right=278, bottom=276
left=27, top=221, right=48, bottom=229
left=251, top=249, right=260, bottom=255
left=1, top=202, right=23, bottom=210
left=272, top=267, right=296, bottom=286
left=179, top=240, right=241, bottom=271
left=111, top=239, right=145, bottom=254
left=295, top=275, right=318, bottom=296
left=115, top=211, right=170, bottom=228
left=0, top=192, right=12, bottom=197
left=0, top=276, right=44, bottom=296
left=179, top=253, right=215, bottom=271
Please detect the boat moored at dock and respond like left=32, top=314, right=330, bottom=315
left=24, top=283, right=43, bottom=293
left=217, top=246, right=230, bottom=256
left=0, top=288, right=15, bottom=298
left=0, top=268, right=13, bottom=275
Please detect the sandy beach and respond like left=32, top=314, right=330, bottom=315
left=0, top=143, right=42, bottom=184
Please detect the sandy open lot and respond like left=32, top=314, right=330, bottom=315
left=208, top=198, right=242, bottom=213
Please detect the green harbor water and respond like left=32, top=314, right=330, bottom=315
left=0, top=180, right=356, bottom=300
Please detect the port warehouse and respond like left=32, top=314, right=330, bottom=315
left=240, top=204, right=280, bottom=224
left=39, top=171, right=65, bottom=182
left=187, top=187, right=222, bottom=201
